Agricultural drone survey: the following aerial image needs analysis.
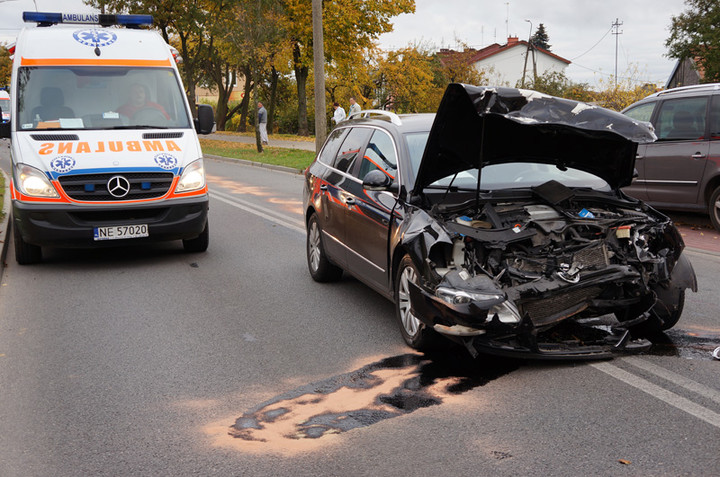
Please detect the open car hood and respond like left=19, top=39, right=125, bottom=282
left=414, top=84, right=656, bottom=192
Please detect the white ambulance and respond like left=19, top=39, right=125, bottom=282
left=0, top=12, right=214, bottom=264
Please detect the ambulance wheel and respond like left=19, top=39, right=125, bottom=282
left=183, top=221, right=209, bottom=253
left=13, top=222, right=42, bottom=265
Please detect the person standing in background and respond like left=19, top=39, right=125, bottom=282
left=332, top=102, right=346, bottom=125
left=348, top=96, right=361, bottom=117
left=257, top=102, right=268, bottom=145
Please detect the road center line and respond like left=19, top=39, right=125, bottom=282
left=622, top=357, right=720, bottom=406
left=591, top=362, right=720, bottom=429
left=210, top=192, right=306, bottom=235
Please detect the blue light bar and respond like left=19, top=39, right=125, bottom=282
left=23, top=11, right=153, bottom=28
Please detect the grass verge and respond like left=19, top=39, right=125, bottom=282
left=199, top=138, right=315, bottom=171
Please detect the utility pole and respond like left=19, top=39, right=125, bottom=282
left=612, top=18, right=623, bottom=88
left=521, top=19, right=532, bottom=88
left=311, top=0, right=326, bottom=153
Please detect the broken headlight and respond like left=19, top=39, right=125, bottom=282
left=435, top=287, right=504, bottom=306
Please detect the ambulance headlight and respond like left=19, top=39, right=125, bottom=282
left=15, top=164, right=59, bottom=198
left=176, top=159, right=205, bottom=193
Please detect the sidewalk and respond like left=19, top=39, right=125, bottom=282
left=205, top=133, right=316, bottom=152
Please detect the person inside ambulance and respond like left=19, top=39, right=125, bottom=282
left=31, top=87, right=75, bottom=121
left=117, top=82, right=170, bottom=125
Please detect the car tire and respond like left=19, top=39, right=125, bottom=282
left=183, top=221, right=209, bottom=253
left=394, top=254, right=438, bottom=350
left=13, top=222, right=42, bottom=265
left=306, top=214, right=343, bottom=282
left=709, top=186, right=720, bottom=232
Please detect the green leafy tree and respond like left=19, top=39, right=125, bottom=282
left=530, top=24, right=551, bottom=51
left=666, top=0, right=720, bottom=83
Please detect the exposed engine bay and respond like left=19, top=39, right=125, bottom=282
left=405, top=182, right=696, bottom=359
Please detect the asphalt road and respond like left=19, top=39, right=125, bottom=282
left=1, top=151, right=719, bottom=476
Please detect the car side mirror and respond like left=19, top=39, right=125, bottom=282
left=195, top=104, right=215, bottom=135
left=363, top=169, right=398, bottom=192
left=0, top=106, right=9, bottom=139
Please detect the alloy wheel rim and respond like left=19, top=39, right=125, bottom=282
left=398, top=266, right=420, bottom=336
left=309, top=221, right=321, bottom=271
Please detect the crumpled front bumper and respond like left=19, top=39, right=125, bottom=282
left=408, top=280, right=652, bottom=360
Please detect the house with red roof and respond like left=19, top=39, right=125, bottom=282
left=439, top=36, right=571, bottom=87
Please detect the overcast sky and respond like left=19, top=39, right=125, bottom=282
left=1, top=0, right=690, bottom=88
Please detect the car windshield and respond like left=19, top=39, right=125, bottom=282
left=0, top=99, right=9, bottom=111
left=404, top=131, right=609, bottom=191
left=15, top=66, right=191, bottom=130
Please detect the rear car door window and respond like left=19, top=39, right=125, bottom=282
left=356, top=130, right=398, bottom=180
left=318, top=128, right=349, bottom=165
left=655, top=96, right=708, bottom=141
left=333, top=127, right=372, bottom=173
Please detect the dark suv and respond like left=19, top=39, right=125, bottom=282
left=303, top=84, right=696, bottom=359
left=622, top=84, right=720, bottom=230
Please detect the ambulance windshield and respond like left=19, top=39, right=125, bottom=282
left=15, top=66, right=192, bottom=130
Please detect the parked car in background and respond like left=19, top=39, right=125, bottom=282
left=622, top=83, right=720, bottom=230
left=303, top=84, right=697, bottom=360
left=0, top=90, right=10, bottom=123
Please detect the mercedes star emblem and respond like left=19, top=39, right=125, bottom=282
left=107, top=175, right=131, bottom=198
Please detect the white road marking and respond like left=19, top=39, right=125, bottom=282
left=591, top=362, right=720, bottom=429
left=623, top=357, right=720, bottom=406
left=209, top=191, right=305, bottom=235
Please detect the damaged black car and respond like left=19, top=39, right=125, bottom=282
left=303, top=84, right=697, bottom=359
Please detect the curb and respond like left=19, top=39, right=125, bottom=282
left=0, top=168, right=10, bottom=282
left=204, top=153, right=304, bottom=175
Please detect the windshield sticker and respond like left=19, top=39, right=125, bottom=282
left=50, top=156, right=76, bottom=173
left=38, top=140, right=182, bottom=155
left=154, top=153, right=178, bottom=170
left=73, top=29, right=117, bottom=48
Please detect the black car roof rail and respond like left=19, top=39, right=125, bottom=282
left=347, top=109, right=402, bottom=126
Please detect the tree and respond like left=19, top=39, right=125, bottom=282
left=375, top=46, right=440, bottom=113
left=281, top=0, right=414, bottom=135
left=666, top=0, right=720, bottom=83
left=436, top=41, right=487, bottom=85
left=0, top=43, right=11, bottom=89
left=530, top=23, right=551, bottom=51
left=85, top=0, right=232, bottom=115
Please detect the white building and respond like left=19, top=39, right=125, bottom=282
left=441, top=36, right=571, bottom=87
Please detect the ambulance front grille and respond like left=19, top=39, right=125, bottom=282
left=58, top=172, right=174, bottom=201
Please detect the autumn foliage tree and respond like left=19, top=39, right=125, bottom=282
left=0, top=43, right=11, bottom=89
left=281, top=0, right=414, bottom=135
left=666, top=0, right=720, bottom=83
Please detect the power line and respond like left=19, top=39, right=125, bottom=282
left=571, top=25, right=613, bottom=61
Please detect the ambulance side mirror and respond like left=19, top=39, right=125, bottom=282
left=195, top=104, right=215, bottom=135
left=0, top=106, right=9, bottom=139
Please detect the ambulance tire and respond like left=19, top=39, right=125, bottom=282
left=183, top=220, right=209, bottom=253
left=13, top=222, right=42, bottom=265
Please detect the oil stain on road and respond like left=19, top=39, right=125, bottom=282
left=648, top=327, right=720, bottom=360
left=221, top=351, right=519, bottom=454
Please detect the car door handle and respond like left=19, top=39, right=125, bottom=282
left=635, top=154, right=644, bottom=160
left=691, top=152, right=706, bottom=159
left=320, top=184, right=328, bottom=191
